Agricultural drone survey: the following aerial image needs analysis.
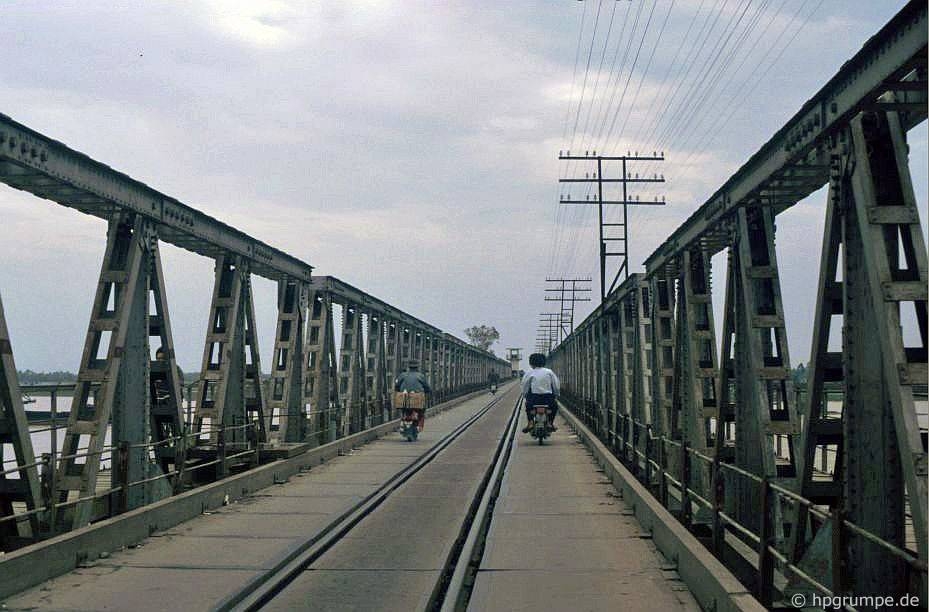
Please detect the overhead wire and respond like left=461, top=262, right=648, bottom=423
left=548, top=1, right=591, bottom=275
left=554, top=0, right=604, bottom=278
left=557, top=0, right=622, bottom=278
left=560, top=0, right=653, bottom=279
left=548, top=0, right=827, bottom=289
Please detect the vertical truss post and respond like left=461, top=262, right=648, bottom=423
left=790, top=168, right=845, bottom=569
left=454, top=342, right=461, bottom=395
left=436, top=338, right=447, bottom=402
left=599, top=312, right=616, bottom=451
left=447, top=343, right=456, bottom=394
left=269, top=279, right=307, bottom=443
left=366, top=313, right=386, bottom=427
left=413, top=329, right=425, bottom=383
left=338, top=303, right=365, bottom=436
left=727, top=206, right=801, bottom=540
left=606, top=310, right=620, bottom=452
left=675, top=247, right=720, bottom=522
left=634, top=281, right=654, bottom=477
left=0, top=292, right=42, bottom=545
left=650, top=273, right=676, bottom=438
left=386, top=320, right=400, bottom=411
left=846, top=110, right=927, bottom=575
left=633, top=275, right=654, bottom=478
left=306, top=291, right=338, bottom=444
left=717, top=248, right=738, bottom=541
left=582, top=326, right=593, bottom=426
left=619, top=297, right=636, bottom=464
left=794, top=110, right=929, bottom=598
left=401, top=326, right=412, bottom=373
left=242, top=271, right=266, bottom=445
left=592, top=318, right=604, bottom=438
left=195, top=255, right=266, bottom=455
left=55, top=214, right=169, bottom=529
left=143, top=238, right=186, bottom=494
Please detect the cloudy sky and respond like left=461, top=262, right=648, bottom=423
left=0, top=0, right=925, bottom=373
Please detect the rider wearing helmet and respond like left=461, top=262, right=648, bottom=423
left=521, top=353, right=560, bottom=433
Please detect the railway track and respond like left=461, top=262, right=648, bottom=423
left=216, top=388, right=523, bottom=612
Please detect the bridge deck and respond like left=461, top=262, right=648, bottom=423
left=468, top=414, right=699, bottom=611
left=4, top=390, right=698, bottom=611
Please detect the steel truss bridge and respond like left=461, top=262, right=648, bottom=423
left=548, top=1, right=928, bottom=607
left=0, top=2, right=926, bottom=610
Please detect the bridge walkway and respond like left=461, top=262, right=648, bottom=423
left=2, top=391, right=501, bottom=611
left=4, top=387, right=699, bottom=611
left=468, top=413, right=699, bottom=611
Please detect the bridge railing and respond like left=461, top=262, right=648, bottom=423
left=550, top=1, right=927, bottom=606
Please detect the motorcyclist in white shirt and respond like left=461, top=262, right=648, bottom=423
left=520, top=353, right=560, bottom=433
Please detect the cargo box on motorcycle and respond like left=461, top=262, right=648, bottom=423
left=392, top=391, right=425, bottom=410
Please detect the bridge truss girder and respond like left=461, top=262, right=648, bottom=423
left=548, top=5, right=927, bottom=604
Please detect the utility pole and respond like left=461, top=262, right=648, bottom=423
left=559, top=151, right=666, bottom=302
left=538, top=313, right=561, bottom=354
left=544, top=277, right=592, bottom=342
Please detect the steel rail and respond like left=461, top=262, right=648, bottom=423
left=215, top=389, right=512, bottom=612
left=437, top=395, right=522, bottom=612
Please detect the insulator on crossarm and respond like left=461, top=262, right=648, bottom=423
left=592, top=150, right=596, bottom=156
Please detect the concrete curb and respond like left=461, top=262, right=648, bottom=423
left=0, top=387, right=500, bottom=599
left=559, top=402, right=764, bottom=612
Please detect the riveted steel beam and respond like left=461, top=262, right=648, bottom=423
left=0, top=115, right=312, bottom=283
left=645, top=0, right=927, bottom=275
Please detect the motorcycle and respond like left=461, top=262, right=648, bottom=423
left=400, top=408, right=422, bottom=442
left=394, top=391, right=425, bottom=442
left=490, top=382, right=498, bottom=395
left=530, top=403, right=551, bottom=445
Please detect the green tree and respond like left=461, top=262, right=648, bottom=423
left=464, top=325, right=500, bottom=353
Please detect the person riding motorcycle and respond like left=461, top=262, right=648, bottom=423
left=394, top=360, right=431, bottom=431
left=521, top=353, right=560, bottom=433
left=487, top=369, right=500, bottom=393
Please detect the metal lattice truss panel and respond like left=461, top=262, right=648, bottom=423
left=549, top=2, right=927, bottom=603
